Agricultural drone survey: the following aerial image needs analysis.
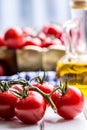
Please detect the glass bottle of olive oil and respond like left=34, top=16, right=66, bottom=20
left=56, top=20, right=87, bottom=96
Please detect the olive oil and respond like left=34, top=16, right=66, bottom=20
left=56, top=61, right=87, bottom=96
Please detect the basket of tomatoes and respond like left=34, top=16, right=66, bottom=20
left=0, top=23, right=65, bottom=75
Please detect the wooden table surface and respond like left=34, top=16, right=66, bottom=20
left=0, top=104, right=87, bottom=130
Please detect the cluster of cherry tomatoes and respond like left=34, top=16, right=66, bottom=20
left=0, top=73, right=84, bottom=124
left=0, top=23, right=64, bottom=49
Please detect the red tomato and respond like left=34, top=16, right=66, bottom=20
left=42, top=24, right=62, bottom=39
left=0, top=36, right=5, bottom=47
left=32, top=82, right=54, bottom=94
left=10, top=84, right=23, bottom=92
left=23, top=36, right=42, bottom=47
left=22, top=27, right=36, bottom=37
left=9, top=84, right=24, bottom=98
left=36, top=32, right=46, bottom=42
left=32, top=82, right=55, bottom=106
left=52, top=86, right=84, bottom=119
left=4, top=27, right=23, bottom=49
left=15, top=91, right=46, bottom=124
left=42, top=37, right=62, bottom=48
left=0, top=64, right=5, bottom=76
left=0, top=91, right=17, bottom=119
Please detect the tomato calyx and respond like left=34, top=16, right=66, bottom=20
left=10, top=86, right=28, bottom=99
left=49, top=81, right=68, bottom=98
left=30, top=71, right=46, bottom=84
left=59, top=80, right=68, bottom=95
left=0, top=81, right=10, bottom=92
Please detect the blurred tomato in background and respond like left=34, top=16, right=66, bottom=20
left=0, top=64, right=5, bottom=76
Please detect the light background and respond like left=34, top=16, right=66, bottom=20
left=0, top=0, right=71, bottom=33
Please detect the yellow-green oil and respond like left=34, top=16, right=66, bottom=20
left=56, top=62, right=87, bottom=96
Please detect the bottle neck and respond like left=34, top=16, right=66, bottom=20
left=65, top=43, right=77, bottom=54
left=63, top=20, right=80, bottom=55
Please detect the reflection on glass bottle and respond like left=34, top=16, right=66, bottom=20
left=70, top=0, right=87, bottom=52
left=56, top=20, right=87, bottom=96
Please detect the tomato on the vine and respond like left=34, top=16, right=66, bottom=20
left=33, top=82, right=55, bottom=107
left=15, top=91, right=46, bottom=124
left=31, top=74, right=55, bottom=105
left=10, top=84, right=23, bottom=93
left=31, top=72, right=55, bottom=94
left=0, top=82, right=20, bottom=119
left=0, top=90, right=17, bottom=119
left=32, top=82, right=54, bottom=94
left=0, top=76, right=84, bottom=123
left=52, top=86, right=84, bottom=119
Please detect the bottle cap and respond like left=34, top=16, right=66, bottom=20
left=70, top=0, right=87, bottom=9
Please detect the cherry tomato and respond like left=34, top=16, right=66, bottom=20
left=22, top=27, right=36, bottom=37
left=0, top=36, right=5, bottom=47
left=4, top=27, right=23, bottom=49
left=42, top=24, right=62, bottom=39
left=42, top=36, right=62, bottom=48
left=0, top=91, right=17, bottom=119
left=32, top=82, right=55, bottom=106
left=0, top=64, right=5, bottom=76
left=10, top=84, right=23, bottom=93
left=52, top=86, right=84, bottom=119
left=15, top=91, right=46, bottom=124
left=32, top=82, right=54, bottom=94
left=36, top=32, right=46, bottom=42
left=23, top=36, right=42, bottom=47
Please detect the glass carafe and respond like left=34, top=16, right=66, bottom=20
left=56, top=20, right=87, bottom=96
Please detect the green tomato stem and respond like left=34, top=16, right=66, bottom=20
left=29, top=86, right=57, bottom=113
